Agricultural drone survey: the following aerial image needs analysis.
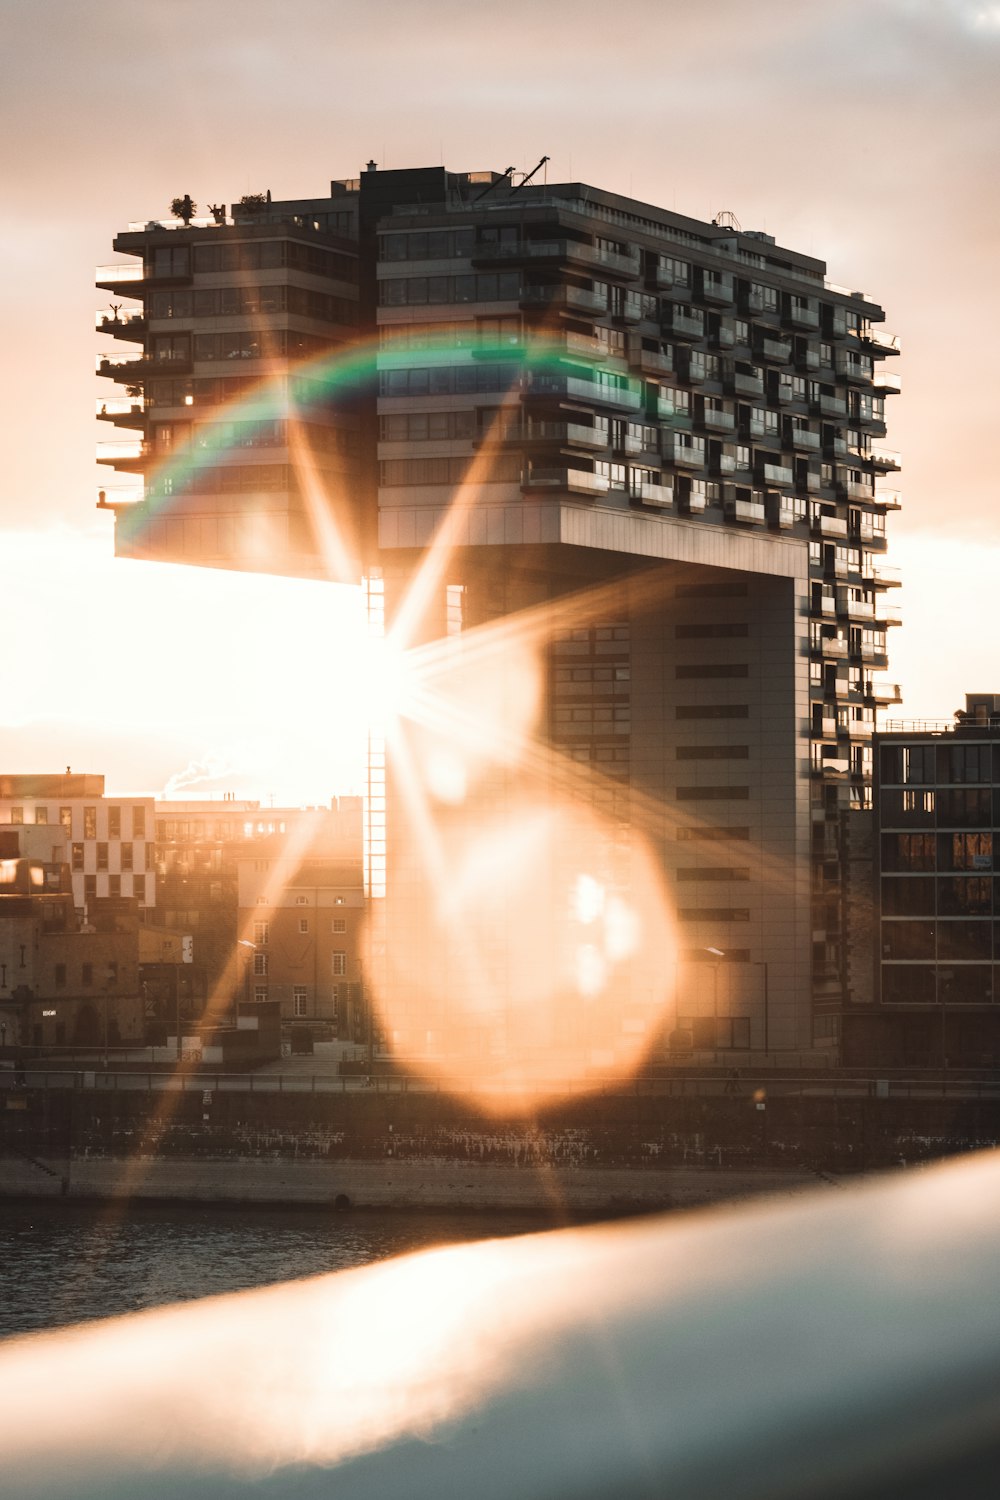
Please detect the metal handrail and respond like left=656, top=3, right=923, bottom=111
left=3, top=1150, right=1000, bottom=1497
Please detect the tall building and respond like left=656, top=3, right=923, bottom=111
left=845, top=695, right=1000, bottom=1068
left=96, top=165, right=901, bottom=1059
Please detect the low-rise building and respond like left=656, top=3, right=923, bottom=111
left=0, top=772, right=156, bottom=914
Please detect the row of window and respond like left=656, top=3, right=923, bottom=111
left=148, top=285, right=356, bottom=324
left=881, top=876, right=1000, bottom=917
left=881, top=919, right=1000, bottom=961
left=252, top=918, right=348, bottom=941
left=879, top=788, right=998, bottom=828
left=881, top=744, right=998, bottom=787
left=77, top=874, right=148, bottom=901
left=5, top=805, right=148, bottom=836
left=71, top=842, right=154, bottom=872
left=53, top=960, right=119, bottom=989
left=379, top=454, right=521, bottom=486
left=186, top=240, right=356, bottom=281
left=381, top=272, right=522, bottom=306
left=250, top=952, right=347, bottom=976
left=884, top=831, right=994, bottom=871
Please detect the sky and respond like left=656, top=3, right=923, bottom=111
left=1, top=0, right=998, bottom=800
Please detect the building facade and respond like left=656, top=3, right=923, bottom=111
left=0, top=774, right=156, bottom=915
left=843, top=696, right=1000, bottom=1068
left=97, top=166, right=901, bottom=1058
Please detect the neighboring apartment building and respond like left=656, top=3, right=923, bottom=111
left=156, top=796, right=363, bottom=1026
left=237, top=848, right=365, bottom=1033
left=0, top=773, right=155, bottom=914
left=0, top=851, right=181, bottom=1049
left=97, top=165, right=901, bottom=1058
left=843, top=695, right=1000, bottom=1068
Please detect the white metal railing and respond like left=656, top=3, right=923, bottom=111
left=3, top=1152, right=1000, bottom=1497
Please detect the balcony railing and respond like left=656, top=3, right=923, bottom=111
left=96, top=439, right=148, bottom=464
left=702, top=408, right=735, bottom=433
left=96, top=396, right=146, bottom=420
left=663, top=308, right=704, bottom=340
left=95, top=309, right=147, bottom=336
left=636, top=480, right=672, bottom=507
left=669, top=438, right=706, bottom=469
left=760, top=462, right=794, bottom=488
left=725, top=496, right=766, bottom=525
left=95, top=261, right=144, bottom=288
left=874, top=368, right=902, bottom=395
left=522, top=467, right=610, bottom=496
left=789, top=426, right=820, bottom=452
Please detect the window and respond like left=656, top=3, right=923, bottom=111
left=60, top=807, right=72, bottom=833
left=55, top=963, right=66, bottom=988
left=84, top=807, right=97, bottom=838
left=253, top=921, right=269, bottom=946
left=96, top=843, right=109, bottom=871
left=10, top=807, right=22, bottom=825
left=83, top=874, right=97, bottom=899
left=34, top=806, right=48, bottom=826
left=299, top=918, right=309, bottom=934
left=71, top=843, right=84, bottom=871
left=294, top=895, right=309, bottom=905
left=678, top=907, right=751, bottom=922
left=332, top=951, right=347, bottom=977
left=254, top=986, right=268, bottom=1003
left=676, top=745, right=749, bottom=760
left=332, top=918, right=346, bottom=934
left=293, top=988, right=308, bottom=1017
left=676, top=786, right=750, bottom=801
left=120, top=842, right=133, bottom=871
left=253, top=952, right=268, bottom=976
left=132, top=806, right=146, bottom=838
left=675, top=623, right=749, bottom=639
left=676, top=705, right=749, bottom=720
left=134, top=875, right=147, bottom=905
left=675, top=664, right=749, bottom=680
left=109, top=875, right=121, bottom=897
left=108, top=806, right=121, bottom=838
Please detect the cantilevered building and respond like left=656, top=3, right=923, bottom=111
left=96, top=164, right=901, bottom=1062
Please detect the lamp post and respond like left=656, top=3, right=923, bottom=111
left=705, top=947, right=725, bottom=1054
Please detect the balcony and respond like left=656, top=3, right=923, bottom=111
left=629, top=339, right=672, bottom=377
left=702, top=407, right=736, bottom=434
left=755, top=334, right=792, bottom=363
left=874, top=368, right=902, bottom=396
left=840, top=478, right=874, bottom=502
left=876, top=599, right=903, bottom=626
left=874, top=488, right=903, bottom=511
left=521, top=284, right=606, bottom=316
left=635, top=480, right=673, bottom=508
left=95, top=309, right=147, bottom=339
left=789, top=425, right=820, bottom=452
left=669, top=437, right=707, bottom=469
left=797, top=343, right=821, bottom=372
left=95, top=261, right=144, bottom=293
left=817, top=393, right=848, bottom=418
left=850, top=515, right=886, bottom=546
left=813, top=714, right=839, bottom=739
left=811, top=750, right=850, bottom=778
left=700, top=273, right=735, bottom=305
left=562, top=331, right=604, bottom=362
left=870, top=446, right=901, bottom=472
left=868, top=563, right=902, bottom=589
left=726, top=366, right=764, bottom=398
left=815, top=631, right=848, bottom=658
left=759, top=461, right=794, bottom=489
left=858, top=640, right=889, bottom=665
left=814, top=512, right=849, bottom=539
left=96, top=395, right=145, bottom=425
left=835, top=352, right=873, bottom=384
left=859, top=326, right=901, bottom=356
left=521, top=467, right=610, bottom=497
left=526, top=372, right=641, bottom=410
left=869, top=678, right=902, bottom=706
left=766, top=492, right=797, bottom=529
left=96, top=438, right=149, bottom=468
left=519, top=421, right=607, bottom=451
left=785, top=301, right=820, bottom=330
left=96, top=484, right=144, bottom=508
left=96, top=352, right=145, bottom=381
left=724, top=495, right=766, bottom=526
left=836, top=588, right=875, bottom=621
left=662, top=307, right=704, bottom=341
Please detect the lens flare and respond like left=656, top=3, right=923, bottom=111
left=367, top=793, right=678, bottom=1115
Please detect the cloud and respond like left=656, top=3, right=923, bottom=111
left=162, top=754, right=241, bottom=798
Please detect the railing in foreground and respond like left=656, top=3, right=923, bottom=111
left=2, top=1151, right=1000, bottom=1497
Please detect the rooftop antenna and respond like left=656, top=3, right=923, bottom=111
left=510, top=155, right=550, bottom=194
left=473, top=166, right=515, bottom=203
left=712, top=209, right=742, bottom=232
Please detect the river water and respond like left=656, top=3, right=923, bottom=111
left=0, top=1201, right=546, bottom=1340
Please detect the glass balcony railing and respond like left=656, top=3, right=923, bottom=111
left=96, top=439, right=147, bottom=463
left=95, top=309, right=146, bottom=334
left=96, top=484, right=144, bottom=506
left=96, top=396, right=146, bottom=419
left=874, top=368, right=902, bottom=395
left=95, top=262, right=143, bottom=285
left=522, top=467, right=610, bottom=496
left=636, top=481, right=672, bottom=507
left=790, top=427, right=821, bottom=451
